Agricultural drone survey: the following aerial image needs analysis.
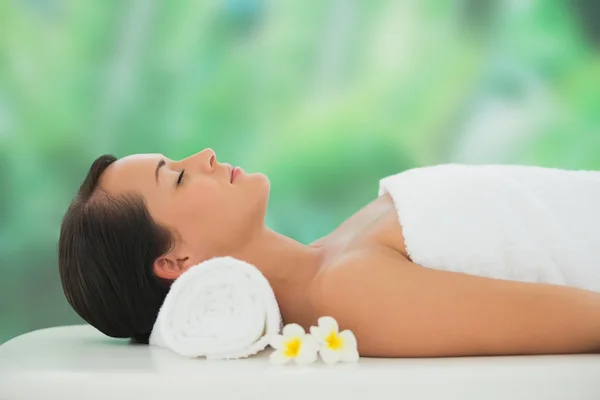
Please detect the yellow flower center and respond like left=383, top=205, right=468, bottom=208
left=325, top=331, right=344, bottom=350
left=283, top=337, right=302, bottom=358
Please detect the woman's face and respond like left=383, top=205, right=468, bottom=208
left=99, top=148, right=270, bottom=277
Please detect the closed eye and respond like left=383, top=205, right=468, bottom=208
left=177, top=169, right=185, bottom=186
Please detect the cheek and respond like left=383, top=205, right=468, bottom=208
left=155, top=181, right=224, bottom=230
left=179, top=183, right=221, bottom=217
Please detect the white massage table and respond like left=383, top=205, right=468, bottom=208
left=1, top=324, right=599, bottom=400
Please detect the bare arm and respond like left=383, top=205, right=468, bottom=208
left=313, top=251, right=600, bottom=357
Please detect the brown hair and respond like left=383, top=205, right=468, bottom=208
left=58, top=155, right=174, bottom=343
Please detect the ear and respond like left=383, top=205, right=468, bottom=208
left=153, top=254, right=191, bottom=280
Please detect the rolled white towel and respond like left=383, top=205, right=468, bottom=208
left=149, top=256, right=282, bottom=359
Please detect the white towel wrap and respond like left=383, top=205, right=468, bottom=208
left=378, top=164, right=600, bottom=293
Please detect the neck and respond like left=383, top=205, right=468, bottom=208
left=230, top=227, right=326, bottom=326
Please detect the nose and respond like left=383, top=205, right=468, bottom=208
left=179, top=148, right=216, bottom=172
left=199, top=148, right=216, bottom=170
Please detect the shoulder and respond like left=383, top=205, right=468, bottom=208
left=308, top=247, right=414, bottom=321
left=307, top=249, right=418, bottom=356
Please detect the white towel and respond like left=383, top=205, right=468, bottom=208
left=378, top=164, right=600, bottom=293
left=149, top=256, right=283, bottom=359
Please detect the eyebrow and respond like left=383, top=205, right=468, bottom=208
left=155, top=159, right=166, bottom=184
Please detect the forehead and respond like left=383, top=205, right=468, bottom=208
left=99, top=153, right=162, bottom=195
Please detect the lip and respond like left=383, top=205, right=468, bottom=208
left=231, top=167, right=243, bottom=183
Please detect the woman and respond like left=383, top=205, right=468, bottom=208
left=58, top=148, right=600, bottom=357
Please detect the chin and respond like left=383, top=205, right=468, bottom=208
left=254, top=174, right=271, bottom=208
left=248, top=172, right=271, bottom=191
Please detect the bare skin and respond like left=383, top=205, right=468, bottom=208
left=100, top=149, right=600, bottom=357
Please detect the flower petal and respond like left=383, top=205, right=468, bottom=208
left=268, top=335, right=285, bottom=350
left=338, top=330, right=357, bottom=349
left=309, top=325, right=323, bottom=341
left=301, top=334, right=320, bottom=352
left=340, top=348, right=360, bottom=363
left=295, top=342, right=318, bottom=365
left=282, top=323, right=305, bottom=338
left=319, top=346, right=342, bottom=365
left=295, top=351, right=318, bottom=365
left=317, top=316, right=339, bottom=334
left=269, top=350, right=290, bottom=365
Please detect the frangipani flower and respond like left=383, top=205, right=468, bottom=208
left=269, top=323, right=319, bottom=365
left=310, top=316, right=359, bottom=364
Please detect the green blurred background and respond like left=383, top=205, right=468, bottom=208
left=1, top=0, right=599, bottom=344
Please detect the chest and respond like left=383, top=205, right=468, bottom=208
left=314, top=194, right=410, bottom=264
